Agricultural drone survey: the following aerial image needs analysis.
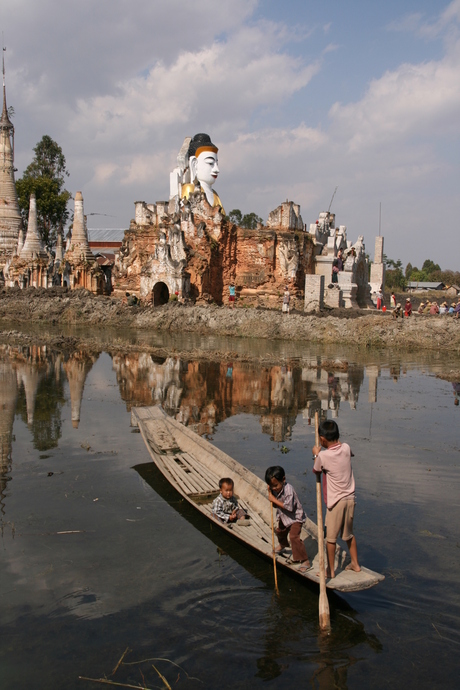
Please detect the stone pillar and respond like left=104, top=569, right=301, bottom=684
left=370, top=236, right=385, bottom=300
left=304, top=274, right=324, bottom=312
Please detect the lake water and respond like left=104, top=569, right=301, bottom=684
left=0, top=338, right=459, bottom=689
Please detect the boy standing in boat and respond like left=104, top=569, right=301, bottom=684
left=265, top=466, right=311, bottom=572
left=312, top=420, right=361, bottom=579
left=212, top=478, right=249, bottom=524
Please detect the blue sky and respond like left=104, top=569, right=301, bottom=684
left=2, top=0, right=459, bottom=269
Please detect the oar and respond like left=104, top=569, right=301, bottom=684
left=315, top=411, right=331, bottom=632
left=270, top=496, right=280, bottom=596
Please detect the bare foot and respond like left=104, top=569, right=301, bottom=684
left=345, top=563, right=361, bottom=573
left=315, top=568, right=335, bottom=579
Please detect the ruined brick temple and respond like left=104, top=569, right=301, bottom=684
left=0, top=63, right=382, bottom=309
left=113, top=133, right=381, bottom=309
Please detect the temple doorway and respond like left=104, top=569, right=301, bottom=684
left=153, top=282, right=169, bottom=306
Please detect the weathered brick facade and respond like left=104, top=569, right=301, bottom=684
left=113, top=196, right=315, bottom=305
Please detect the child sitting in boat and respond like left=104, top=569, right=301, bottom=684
left=211, top=478, right=250, bottom=525
left=265, top=466, right=311, bottom=572
left=312, top=419, right=361, bottom=579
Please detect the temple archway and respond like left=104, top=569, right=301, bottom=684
left=153, top=282, right=169, bottom=306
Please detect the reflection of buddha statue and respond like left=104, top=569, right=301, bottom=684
left=181, top=133, right=225, bottom=214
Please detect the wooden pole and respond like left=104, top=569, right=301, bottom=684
left=270, top=500, right=280, bottom=596
left=315, top=411, right=331, bottom=632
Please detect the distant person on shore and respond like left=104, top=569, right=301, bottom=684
left=423, top=301, right=432, bottom=314
left=417, top=301, right=425, bottom=314
left=229, top=282, right=236, bottom=309
left=332, top=259, right=339, bottom=284
left=337, top=249, right=344, bottom=271
left=439, top=301, right=448, bottom=315
left=212, top=478, right=249, bottom=524
left=404, top=297, right=412, bottom=317
left=392, top=303, right=402, bottom=319
left=430, top=301, right=439, bottom=315
left=390, top=292, right=396, bottom=308
left=453, top=301, right=460, bottom=318
left=282, top=286, right=290, bottom=314
left=376, top=287, right=383, bottom=310
left=449, top=302, right=457, bottom=315
left=312, top=419, right=361, bottom=579
left=265, top=465, right=311, bottom=572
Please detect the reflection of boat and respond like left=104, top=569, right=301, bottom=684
left=132, top=405, right=384, bottom=592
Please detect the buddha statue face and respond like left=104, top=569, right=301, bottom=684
left=190, top=150, right=219, bottom=189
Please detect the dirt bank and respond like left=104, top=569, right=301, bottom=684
left=1, top=287, right=460, bottom=354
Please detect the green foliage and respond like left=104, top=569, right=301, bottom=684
left=385, top=269, right=407, bottom=291
left=408, top=269, right=426, bottom=282
left=405, top=259, right=457, bottom=284
left=228, top=209, right=242, bottom=225
left=383, top=254, right=403, bottom=271
left=16, top=135, right=71, bottom=250
left=422, top=259, right=441, bottom=274
left=228, top=209, right=263, bottom=229
left=405, top=262, right=413, bottom=279
left=383, top=255, right=406, bottom=290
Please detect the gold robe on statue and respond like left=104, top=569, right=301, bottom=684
left=181, top=183, right=225, bottom=215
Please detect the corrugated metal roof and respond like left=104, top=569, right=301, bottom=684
left=87, top=228, right=126, bottom=242
left=407, top=281, right=445, bottom=289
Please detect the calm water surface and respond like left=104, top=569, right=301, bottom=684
left=0, top=339, right=459, bottom=689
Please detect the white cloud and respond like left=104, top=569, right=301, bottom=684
left=329, top=52, right=460, bottom=151
left=3, top=0, right=460, bottom=266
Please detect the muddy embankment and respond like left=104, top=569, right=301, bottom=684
left=1, top=287, right=460, bottom=375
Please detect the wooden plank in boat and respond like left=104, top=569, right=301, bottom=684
left=133, top=407, right=181, bottom=454
left=162, top=455, right=204, bottom=495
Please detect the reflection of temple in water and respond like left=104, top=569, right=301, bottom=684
left=0, top=361, right=17, bottom=514
left=0, top=344, right=99, bottom=515
left=112, top=353, right=371, bottom=441
left=301, top=361, right=366, bottom=421
left=63, top=352, right=98, bottom=428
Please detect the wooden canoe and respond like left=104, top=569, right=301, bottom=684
left=131, top=405, right=384, bottom=593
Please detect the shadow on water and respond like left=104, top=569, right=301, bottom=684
left=134, top=460, right=382, bottom=685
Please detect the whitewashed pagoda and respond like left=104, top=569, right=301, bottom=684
left=63, top=191, right=102, bottom=292
left=0, top=51, right=22, bottom=271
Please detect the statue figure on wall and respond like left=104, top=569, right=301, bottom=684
left=278, top=238, right=299, bottom=279
left=168, top=224, right=187, bottom=264
left=181, top=133, right=225, bottom=213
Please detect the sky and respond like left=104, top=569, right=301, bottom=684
left=2, top=0, right=460, bottom=269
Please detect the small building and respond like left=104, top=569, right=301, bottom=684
left=406, top=281, right=445, bottom=292
left=445, top=284, right=460, bottom=298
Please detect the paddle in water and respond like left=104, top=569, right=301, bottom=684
left=315, top=411, right=331, bottom=632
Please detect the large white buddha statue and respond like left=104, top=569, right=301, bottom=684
left=181, top=133, right=225, bottom=213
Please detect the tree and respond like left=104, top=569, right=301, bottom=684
left=227, top=209, right=263, bottom=229
left=16, top=135, right=71, bottom=250
left=422, top=259, right=441, bottom=277
left=383, top=255, right=406, bottom=290
left=241, top=212, right=263, bottom=229
left=228, top=209, right=242, bottom=225
left=405, top=262, right=413, bottom=279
